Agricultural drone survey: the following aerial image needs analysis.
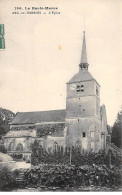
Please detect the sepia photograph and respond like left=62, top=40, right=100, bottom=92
left=0, top=0, right=122, bottom=192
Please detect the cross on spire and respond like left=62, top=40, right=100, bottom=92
left=79, top=31, right=89, bottom=71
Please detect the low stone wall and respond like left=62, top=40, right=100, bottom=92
left=106, top=142, right=122, bottom=158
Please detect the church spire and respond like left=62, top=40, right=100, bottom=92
left=79, top=31, right=89, bottom=71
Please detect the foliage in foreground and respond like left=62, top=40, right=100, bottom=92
left=27, top=141, right=122, bottom=190
left=0, top=140, right=7, bottom=153
left=31, top=141, right=121, bottom=167
left=22, top=163, right=121, bottom=190
left=0, top=107, right=15, bottom=139
left=0, top=167, right=16, bottom=191
left=111, top=108, right=122, bottom=148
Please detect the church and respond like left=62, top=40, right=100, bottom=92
left=4, top=32, right=108, bottom=160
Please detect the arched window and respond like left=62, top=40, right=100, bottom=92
left=76, top=85, right=80, bottom=92
left=8, top=142, right=14, bottom=151
left=75, top=141, right=80, bottom=151
left=90, top=132, right=95, bottom=151
left=54, top=142, right=58, bottom=152
left=77, top=85, right=84, bottom=92
left=48, top=147, right=52, bottom=153
left=83, top=132, right=86, bottom=137
left=91, top=142, right=95, bottom=152
left=83, top=64, right=88, bottom=69
left=90, top=131, right=94, bottom=139
left=16, top=143, right=23, bottom=152
left=81, top=85, right=84, bottom=92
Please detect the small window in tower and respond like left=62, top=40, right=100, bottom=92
left=78, top=119, right=79, bottom=122
left=83, top=64, right=88, bottom=69
left=76, top=85, right=80, bottom=92
left=83, top=132, right=86, bottom=137
left=96, top=86, right=98, bottom=96
left=81, top=85, right=84, bottom=92
left=77, top=85, right=84, bottom=93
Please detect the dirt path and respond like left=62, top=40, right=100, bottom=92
left=12, top=161, right=31, bottom=170
left=13, top=186, right=122, bottom=192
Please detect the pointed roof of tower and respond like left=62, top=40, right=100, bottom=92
left=67, top=31, right=100, bottom=86
left=80, top=31, right=87, bottom=64
left=79, top=31, right=89, bottom=70
left=67, top=70, right=95, bottom=84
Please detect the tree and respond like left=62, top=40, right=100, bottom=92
left=0, top=140, right=7, bottom=153
left=111, top=108, right=122, bottom=148
left=31, top=140, right=39, bottom=165
left=107, top=124, right=112, bottom=135
left=0, top=108, right=15, bottom=139
left=0, top=167, right=16, bottom=191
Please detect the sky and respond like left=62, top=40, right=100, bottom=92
left=0, top=0, right=122, bottom=126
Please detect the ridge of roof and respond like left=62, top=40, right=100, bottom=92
left=16, top=109, right=66, bottom=114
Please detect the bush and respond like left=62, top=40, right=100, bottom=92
left=31, top=142, right=121, bottom=167
left=0, top=167, right=16, bottom=191
left=10, top=153, right=23, bottom=160
left=23, top=164, right=122, bottom=189
left=111, top=109, right=122, bottom=148
left=0, top=140, right=7, bottom=153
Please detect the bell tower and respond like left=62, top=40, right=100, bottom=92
left=65, top=31, right=101, bottom=153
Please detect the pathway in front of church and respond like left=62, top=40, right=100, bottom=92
left=12, top=161, right=31, bottom=170
left=13, top=186, right=122, bottom=192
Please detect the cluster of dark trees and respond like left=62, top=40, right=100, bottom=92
left=0, top=167, right=16, bottom=191
left=0, top=108, right=15, bottom=153
left=0, top=108, right=15, bottom=139
left=111, top=108, right=122, bottom=148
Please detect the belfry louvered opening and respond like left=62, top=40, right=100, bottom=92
left=76, top=85, right=84, bottom=92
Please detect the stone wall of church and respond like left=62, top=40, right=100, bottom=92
left=4, top=137, right=35, bottom=153
left=66, top=96, right=97, bottom=118
left=44, top=136, right=65, bottom=153
left=65, top=117, right=101, bottom=153
left=5, top=123, right=65, bottom=156
left=36, top=123, right=65, bottom=138
left=67, top=80, right=95, bottom=98
left=36, top=123, right=65, bottom=152
left=100, top=105, right=108, bottom=150
left=66, top=80, right=100, bottom=120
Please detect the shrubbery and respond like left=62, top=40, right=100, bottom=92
left=111, top=109, right=122, bottom=148
left=0, top=108, right=15, bottom=139
left=22, top=164, right=121, bottom=190
left=31, top=141, right=121, bottom=167
left=0, top=167, right=16, bottom=191
left=10, top=153, right=23, bottom=160
left=0, top=140, right=7, bottom=153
